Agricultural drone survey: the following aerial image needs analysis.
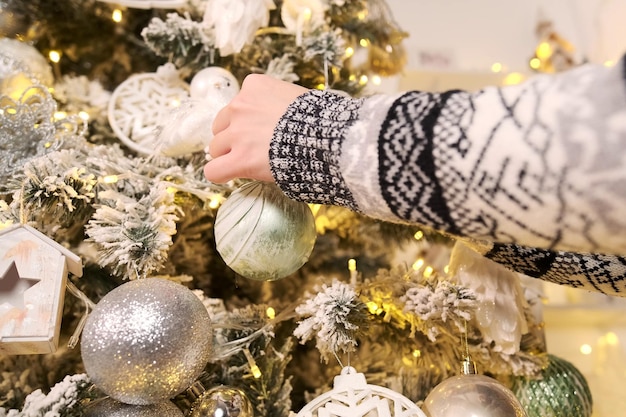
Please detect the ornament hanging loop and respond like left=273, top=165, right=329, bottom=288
left=66, top=279, right=96, bottom=349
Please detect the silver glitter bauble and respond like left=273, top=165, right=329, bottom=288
left=423, top=374, right=527, bottom=417
left=81, top=278, right=213, bottom=405
left=214, top=181, right=317, bottom=281
left=189, top=386, right=254, bottom=417
left=84, top=397, right=184, bottom=417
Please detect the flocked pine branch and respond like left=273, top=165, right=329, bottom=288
left=142, top=12, right=216, bottom=70
left=85, top=183, right=181, bottom=280
left=294, top=280, right=368, bottom=362
left=16, top=149, right=98, bottom=236
left=401, top=279, right=477, bottom=342
left=0, top=374, right=93, bottom=417
left=302, top=27, right=347, bottom=70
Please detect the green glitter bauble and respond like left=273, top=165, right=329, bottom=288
left=512, top=354, right=593, bottom=417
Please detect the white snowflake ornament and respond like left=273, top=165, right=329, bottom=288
left=297, top=367, right=427, bottom=417
left=108, top=63, right=189, bottom=155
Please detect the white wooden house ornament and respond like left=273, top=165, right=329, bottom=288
left=0, top=224, right=82, bottom=354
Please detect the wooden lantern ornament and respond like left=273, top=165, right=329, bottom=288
left=0, top=224, right=82, bottom=354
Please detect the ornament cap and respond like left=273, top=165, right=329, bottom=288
left=461, top=357, right=477, bottom=375
left=333, top=366, right=368, bottom=390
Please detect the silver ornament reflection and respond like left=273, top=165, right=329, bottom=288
left=214, top=181, right=317, bottom=281
left=81, top=278, right=213, bottom=405
left=190, top=386, right=254, bottom=417
left=423, top=374, right=527, bottom=417
left=84, top=397, right=184, bottom=417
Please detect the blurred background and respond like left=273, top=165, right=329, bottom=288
left=385, top=1, right=626, bottom=415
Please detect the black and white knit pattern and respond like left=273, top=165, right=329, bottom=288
left=483, top=243, right=626, bottom=295
left=271, top=55, right=626, bottom=296
left=270, top=90, right=363, bottom=210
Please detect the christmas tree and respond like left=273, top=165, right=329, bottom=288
left=0, top=1, right=594, bottom=416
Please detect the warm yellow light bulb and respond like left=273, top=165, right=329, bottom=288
left=243, top=348, right=262, bottom=379
left=359, top=38, right=369, bottom=47
left=348, top=258, right=357, bottom=272
left=412, top=349, right=421, bottom=358
left=605, top=332, right=619, bottom=346
left=49, top=50, right=61, bottom=63
left=423, top=266, right=434, bottom=278
left=412, top=258, right=424, bottom=271
left=580, top=344, right=592, bottom=355
left=266, top=307, right=276, bottom=320
left=102, top=175, right=119, bottom=184
left=359, top=75, right=368, bottom=85
left=366, top=301, right=379, bottom=314
left=529, top=57, right=541, bottom=70
left=54, top=111, right=67, bottom=120
left=345, top=46, right=355, bottom=58
left=414, top=230, right=424, bottom=240
left=503, top=72, right=525, bottom=86
left=491, top=62, right=503, bottom=73
left=371, top=75, right=382, bottom=86
left=112, top=9, right=123, bottom=23
left=208, top=193, right=223, bottom=209
left=78, top=111, right=90, bottom=121
left=536, top=42, right=552, bottom=60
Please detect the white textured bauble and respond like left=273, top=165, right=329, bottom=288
left=156, top=67, right=239, bottom=157
left=84, top=397, right=184, bottom=417
left=0, top=38, right=54, bottom=86
left=214, top=181, right=317, bottom=281
left=298, top=366, right=427, bottom=417
left=189, top=66, right=240, bottom=101
left=423, top=374, right=527, bottom=417
left=189, top=386, right=254, bottom=417
left=81, top=278, right=213, bottom=405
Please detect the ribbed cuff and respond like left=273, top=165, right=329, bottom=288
left=269, top=89, right=364, bottom=210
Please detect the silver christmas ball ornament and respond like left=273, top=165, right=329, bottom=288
left=81, top=278, right=213, bottom=405
left=423, top=373, right=527, bottom=417
left=84, top=397, right=184, bottom=417
left=214, top=181, right=317, bottom=281
left=189, top=386, right=254, bottom=417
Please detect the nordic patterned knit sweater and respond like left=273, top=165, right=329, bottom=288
left=269, top=54, right=626, bottom=296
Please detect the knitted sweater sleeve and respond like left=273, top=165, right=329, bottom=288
left=269, top=55, right=626, bottom=295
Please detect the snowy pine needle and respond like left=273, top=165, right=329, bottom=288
left=303, top=28, right=346, bottom=68
left=0, top=374, right=91, bottom=417
left=18, top=150, right=97, bottom=224
left=85, top=184, right=180, bottom=280
left=142, top=12, right=215, bottom=68
left=294, top=280, right=367, bottom=362
left=401, top=280, right=477, bottom=342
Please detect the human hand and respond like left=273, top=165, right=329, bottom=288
left=203, top=74, right=309, bottom=184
